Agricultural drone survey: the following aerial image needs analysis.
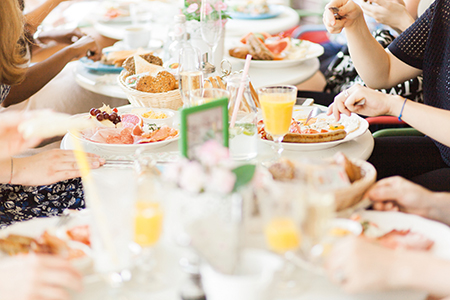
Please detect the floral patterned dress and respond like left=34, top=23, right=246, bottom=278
left=0, top=84, right=85, bottom=228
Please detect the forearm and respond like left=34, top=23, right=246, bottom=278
left=426, top=193, right=450, bottom=226
left=392, top=14, right=415, bottom=34
left=24, top=0, right=63, bottom=33
left=0, top=159, right=12, bottom=184
left=344, top=18, right=394, bottom=88
left=3, top=47, right=76, bottom=107
left=394, top=98, right=450, bottom=148
left=393, top=250, right=450, bottom=296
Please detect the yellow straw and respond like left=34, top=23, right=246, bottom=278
left=70, top=130, right=119, bottom=267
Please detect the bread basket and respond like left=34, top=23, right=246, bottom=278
left=334, top=158, right=377, bottom=211
left=118, top=71, right=183, bottom=110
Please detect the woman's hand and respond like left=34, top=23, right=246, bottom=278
left=368, top=176, right=450, bottom=227
left=0, top=112, right=42, bottom=160
left=361, top=0, right=415, bottom=33
left=367, top=176, right=448, bottom=219
left=327, top=84, right=398, bottom=121
left=325, top=236, right=399, bottom=293
left=0, top=254, right=82, bottom=300
left=13, top=149, right=105, bottom=185
left=67, top=35, right=101, bottom=61
left=39, top=28, right=85, bottom=45
left=323, top=0, right=365, bottom=34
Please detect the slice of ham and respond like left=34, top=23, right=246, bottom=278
left=139, top=126, right=178, bottom=143
left=374, top=229, right=434, bottom=251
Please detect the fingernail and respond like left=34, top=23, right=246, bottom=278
left=99, top=158, right=106, bottom=164
left=92, top=161, right=100, bottom=168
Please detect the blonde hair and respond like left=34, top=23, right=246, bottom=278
left=0, top=0, right=26, bottom=85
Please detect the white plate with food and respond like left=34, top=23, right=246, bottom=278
left=260, top=107, right=369, bottom=151
left=356, top=210, right=450, bottom=260
left=229, top=4, right=284, bottom=20
left=62, top=105, right=179, bottom=158
left=227, top=37, right=324, bottom=69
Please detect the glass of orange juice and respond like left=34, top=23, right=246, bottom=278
left=258, top=85, right=297, bottom=161
left=132, top=150, right=165, bottom=290
left=259, top=179, right=307, bottom=296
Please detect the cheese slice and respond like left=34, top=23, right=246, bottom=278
left=134, top=55, right=164, bottom=76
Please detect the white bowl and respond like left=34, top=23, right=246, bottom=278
left=129, top=107, right=175, bottom=127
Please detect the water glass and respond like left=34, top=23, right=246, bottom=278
left=227, top=74, right=258, bottom=160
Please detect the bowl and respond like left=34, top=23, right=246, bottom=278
left=129, top=107, right=175, bottom=127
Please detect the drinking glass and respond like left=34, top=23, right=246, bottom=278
left=87, top=167, right=136, bottom=299
left=259, top=180, right=306, bottom=296
left=258, top=85, right=297, bottom=161
left=200, top=0, right=223, bottom=65
left=190, top=88, right=230, bottom=106
left=179, top=46, right=203, bottom=107
left=131, top=151, right=165, bottom=291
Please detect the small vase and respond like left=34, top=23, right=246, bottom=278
left=186, top=20, right=226, bottom=74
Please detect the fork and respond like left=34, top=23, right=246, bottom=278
left=304, top=99, right=366, bottom=125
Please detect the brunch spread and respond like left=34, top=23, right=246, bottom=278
left=352, top=215, right=435, bottom=251
left=80, top=104, right=178, bottom=145
left=121, top=54, right=178, bottom=94
left=229, top=32, right=314, bottom=61
left=258, top=112, right=360, bottom=143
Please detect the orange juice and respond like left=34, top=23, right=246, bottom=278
left=134, top=201, right=163, bottom=247
left=260, top=93, right=295, bottom=136
left=264, top=217, right=301, bottom=253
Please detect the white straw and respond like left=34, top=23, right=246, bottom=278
left=230, top=54, right=252, bottom=128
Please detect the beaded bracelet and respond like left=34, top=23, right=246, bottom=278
left=8, top=157, right=13, bottom=184
left=398, top=98, right=408, bottom=122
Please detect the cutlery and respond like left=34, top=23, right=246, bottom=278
left=304, top=99, right=366, bottom=125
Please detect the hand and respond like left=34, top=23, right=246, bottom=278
left=40, top=28, right=85, bottom=45
left=327, top=84, right=394, bottom=121
left=323, top=0, right=364, bottom=34
left=13, top=149, right=105, bottom=185
left=0, top=112, right=42, bottom=160
left=67, top=35, right=101, bottom=61
left=361, top=0, right=414, bottom=33
left=325, top=236, right=398, bottom=293
left=0, top=254, right=82, bottom=300
left=366, top=176, right=435, bottom=217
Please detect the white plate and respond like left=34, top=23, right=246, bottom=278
left=260, top=107, right=369, bottom=151
left=227, top=40, right=324, bottom=69
left=358, top=211, right=450, bottom=260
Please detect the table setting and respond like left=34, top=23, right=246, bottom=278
left=5, top=1, right=449, bottom=300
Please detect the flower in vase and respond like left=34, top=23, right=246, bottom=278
left=186, top=3, right=199, bottom=13
left=163, top=140, right=256, bottom=195
left=207, top=167, right=236, bottom=194
left=183, top=0, right=231, bottom=22
left=179, top=160, right=206, bottom=194
left=196, top=139, right=230, bottom=167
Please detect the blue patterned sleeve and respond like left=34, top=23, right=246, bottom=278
left=0, top=84, right=11, bottom=105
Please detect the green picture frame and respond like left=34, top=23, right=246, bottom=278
left=179, top=97, right=229, bottom=159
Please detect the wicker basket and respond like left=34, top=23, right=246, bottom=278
left=118, top=71, right=183, bottom=110
left=334, top=159, right=377, bottom=211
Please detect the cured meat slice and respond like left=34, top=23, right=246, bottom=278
left=375, top=229, right=434, bottom=251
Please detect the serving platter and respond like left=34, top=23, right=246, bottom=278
left=227, top=39, right=324, bottom=69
